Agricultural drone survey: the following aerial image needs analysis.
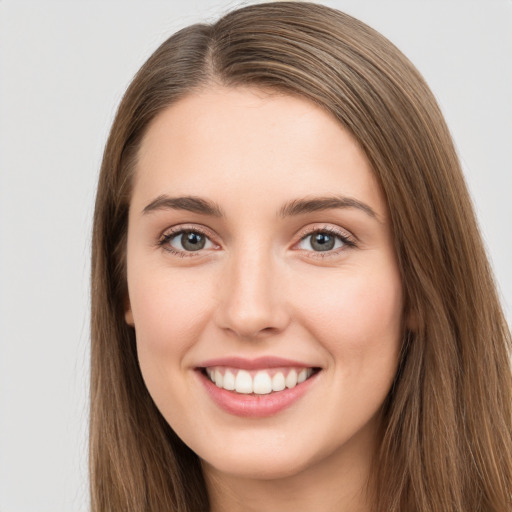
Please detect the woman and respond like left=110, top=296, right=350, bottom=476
left=90, top=2, right=512, bottom=511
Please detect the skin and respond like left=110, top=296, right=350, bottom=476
left=125, top=86, right=404, bottom=512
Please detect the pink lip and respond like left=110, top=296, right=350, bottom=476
left=196, top=367, right=320, bottom=418
left=197, top=356, right=315, bottom=370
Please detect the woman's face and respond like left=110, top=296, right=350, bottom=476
left=125, top=86, right=403, bottom=480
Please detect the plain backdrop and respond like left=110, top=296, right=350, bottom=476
left=0, top=1, right=510, bottom=510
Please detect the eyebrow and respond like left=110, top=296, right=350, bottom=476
left=142, top=195, right=224, bottom=217
left=142, top=194, right=378, bottom=220
left=278, top=196, right=378, bottom=220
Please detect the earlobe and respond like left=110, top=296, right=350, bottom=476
left=124, top=297, right=135, bottom=327
left=125, top=309, right=135, bottom=327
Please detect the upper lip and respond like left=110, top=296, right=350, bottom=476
left=197, top=356, right=319, bottom=370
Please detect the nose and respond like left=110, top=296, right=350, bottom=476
left=214, top=246, right=290, bottom=340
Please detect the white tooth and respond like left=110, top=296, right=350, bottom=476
left=272, top=372, right=286, bottom=391
left=206, top=368, right=214, bottom=382
left=214, top=369, right=223, bottom=388
left=235, top=370, right=253, bottom=394
left=253, top=371, right=272, bottom=395
left=223, top=369, right=235, bottom=391
left=307, top=368, right=314, bottom=378
left=285, top=369, right=298, bottom=389
left=297, top=369, right=307, bottom=383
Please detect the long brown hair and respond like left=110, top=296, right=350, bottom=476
left=90, top=2, right=512, bottom=510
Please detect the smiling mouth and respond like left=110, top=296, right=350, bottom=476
left=201, top=366, right=320, bottom=395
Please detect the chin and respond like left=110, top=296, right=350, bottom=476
left=204, top=454, right=312, bottom=481
left=198, top=438, right=328, bottom=481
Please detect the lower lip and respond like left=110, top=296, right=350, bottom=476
left=197, top=370, right=319, bottom=418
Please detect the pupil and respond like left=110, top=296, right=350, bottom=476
left=312, top=233, right=334, bottom=251
left=182, top=232, right=205, bottom=251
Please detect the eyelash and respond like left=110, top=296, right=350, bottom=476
left=157, top=226, right=215, bottom=258
left=296, top=226, right=357, bottom=258
left=157, top=225, right=356, bottom=258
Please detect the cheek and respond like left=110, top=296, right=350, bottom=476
left=295, top=264, right=403, bottom=356
left=128, top=267, right=217, bottom=424
left=128, top=266, right=215, bottom=362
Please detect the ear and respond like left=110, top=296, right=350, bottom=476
left=124, top=296, right=135, bottom=327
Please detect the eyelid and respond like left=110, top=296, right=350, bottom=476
left=292, top=224, right=357, bottom=256
left=295, top=223, right=354, bottom=241
left=157, top=224, right=220, bottom=256
left=156, top=223, right=357, bottom=258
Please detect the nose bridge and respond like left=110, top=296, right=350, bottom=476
left=216, top=239, right=287, bottom=338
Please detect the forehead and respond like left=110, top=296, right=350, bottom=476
left=133, top=86, right=386, bottom=218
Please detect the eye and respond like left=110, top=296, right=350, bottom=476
left=297, top=229, right=355, bottom=253
left=159, top=229, right=216, bottom=255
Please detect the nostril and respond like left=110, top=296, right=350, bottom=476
left=221, top=322, right=284, bottom=340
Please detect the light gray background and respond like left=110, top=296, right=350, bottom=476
left=0, top=1, right=510, bottom=510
